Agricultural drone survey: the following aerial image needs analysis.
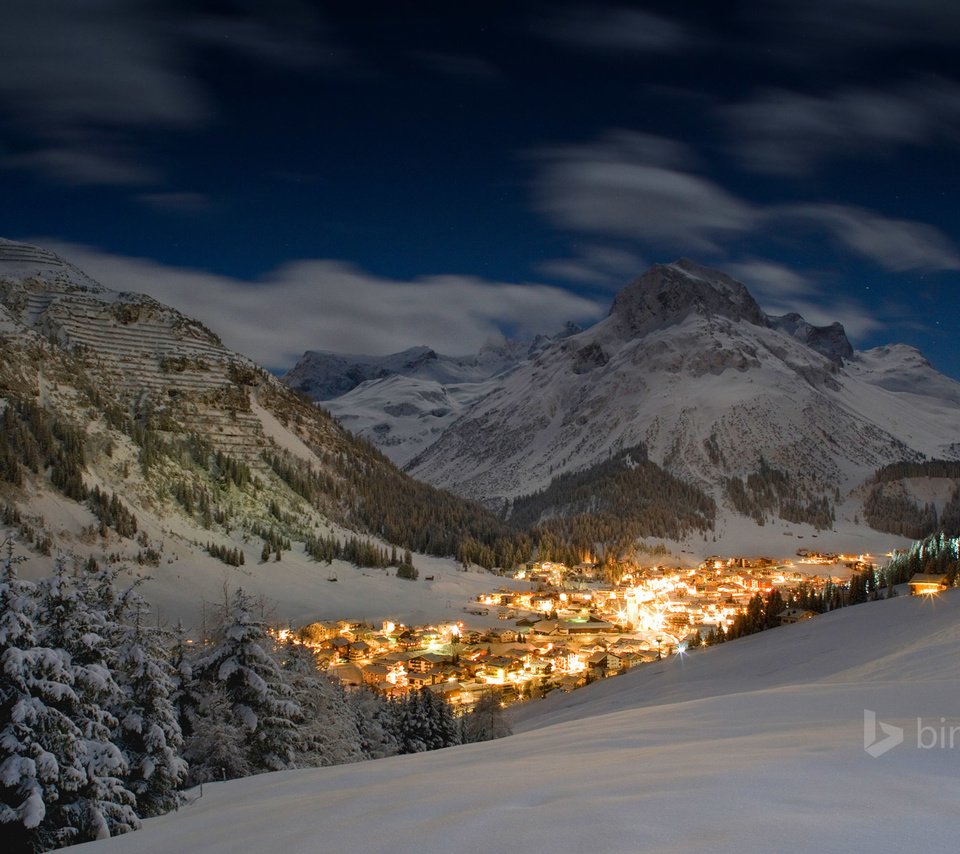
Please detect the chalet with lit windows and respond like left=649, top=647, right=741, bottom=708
left=361, top=660, right=406, bottom=687
left=427, top=681, right=463, bottom=704
left=347, top=640, right=371, bottom=660
left=529, top=619, right=562, bottom=638
left=406, top=652, right=452, bottom=673
left=558, top=615, right=618, bottom=635
left=407, top=671, right=438, bottom=689
left=587, top=651, right=623, bottom=675
left=327, top=636, right=351, bottom=660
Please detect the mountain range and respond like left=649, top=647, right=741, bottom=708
left=284, top=325, right=582, bottom=467
left=288, top=259, right=960, bottom=546
left=4, top=238, right=958, bottom=593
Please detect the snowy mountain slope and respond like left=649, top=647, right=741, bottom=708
left=284, top=325, right=582, bottom=465
left=399, top=260, right=960, bottom=512
left=69, top=590, right=960, bottom=854
left=320, top=373, right=500, bottom=467
left=0, top=238, right=516, bottom=626
left=284, top=343, right=515, bottom=399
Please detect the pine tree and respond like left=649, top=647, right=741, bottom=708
left=280, top=641, right=363, bottom=767
left=190, top=589, right=301, bottom=775
left=347, top=688, right=400, bottom=760
left=31, top=558, right=140, bottom=845
left=0, top=549, right=89, bottom=853
left=110, top=594, right=186, bottom=817
left=182, top=683, right=250, bottom=785
left=462, top=692, right=511, bottom=743
left=397, top=688, right=461, bottom=754
left=764, top=589, right=785, bottom=629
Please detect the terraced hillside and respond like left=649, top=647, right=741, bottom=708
left=0, top=238, right=276, bottom=461
left=0, top=239, right=517, bottom=621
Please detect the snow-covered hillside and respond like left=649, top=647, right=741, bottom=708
left=284, top=326, right=582, bottom=466
left=0, top=238, right=519, bottom=628
left=69, top=590, right=960, bottom=854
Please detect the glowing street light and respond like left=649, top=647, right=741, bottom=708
left=656, top=635, right=663, bottom=661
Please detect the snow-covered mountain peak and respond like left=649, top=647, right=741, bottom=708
left=1, top=237, right=227, bottom=360
left=607, top=259, right=767, bottom=336
left=0, top=237, right=105, bottom=294
left=768, top=312, right=853, bottom=364
left=859, top=342, right=930, bottom=368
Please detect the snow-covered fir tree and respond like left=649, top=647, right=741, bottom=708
left=0, top=548, right=88, bottom=853
left=181, top=682, right=250, bottom=785
left=27, top=557, right=139, bottom=846
left=110, top=592, right=186, bottom=817
left=347, top=687, right=401, bottom=760
left=461, top=691, right=512, bottom=743
left=280, top=639, right=364, bottom=767
left=189, top=589, right=301, bottom=776
left=397, top=687, right=461, bottom=754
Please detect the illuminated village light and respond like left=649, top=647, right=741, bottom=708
left=285, top=556, right=850, bottom=709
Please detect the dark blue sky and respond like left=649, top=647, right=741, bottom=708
left=1, top=1, right=959, bottom=377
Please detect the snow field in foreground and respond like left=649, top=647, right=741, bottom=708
left=71, top=591, right=960, bottom=854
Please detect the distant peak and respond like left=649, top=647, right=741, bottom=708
left=608, top=260, right=766, bottom=333
left=768, top=313, right=853, bottom=364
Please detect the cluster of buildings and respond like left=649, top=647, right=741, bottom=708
left=280, top=616, right=659, bottom=708
left=283, top=555, right=867, bottom=708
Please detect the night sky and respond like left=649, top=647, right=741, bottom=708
left=1, top=1, right=959, bottom=378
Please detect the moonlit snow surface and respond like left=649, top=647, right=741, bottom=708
left=70, top=591, right=960, bottom=854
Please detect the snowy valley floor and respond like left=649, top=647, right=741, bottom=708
left=70, top=590, right=960, bottom=854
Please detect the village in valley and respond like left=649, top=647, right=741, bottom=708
left=280, top=551, right=879, bottom=711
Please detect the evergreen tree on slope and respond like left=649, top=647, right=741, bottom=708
left=182, top=683, right=250, bottom=785
left=462, top=692, right=512, bottom=744
left=110, top=593, right=186, bottom=817
left=280, top=640, right=363, bottom=767
left=347, top=687, right=400, bottom=760
left=0, top=550, right=87, bottom=853
left=31, top=558, right=139, bottom=845
left=397, top=688, right=461, bottom=754
left=190, top=589, right=300, bottom=776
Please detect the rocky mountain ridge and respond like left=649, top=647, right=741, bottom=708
left=296, top=259, right=960, bottom=541
left=284, top=323, right=582, bottom=467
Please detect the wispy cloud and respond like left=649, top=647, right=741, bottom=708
left=725, top=260, right=818, bottom=299
left=531, top=129, right=960, bottom=273
left=4, top=145, right=160, bottom=187
left=775, top=205, right=960, bottom=272
left=535, top=5, right=693, bottom=54
left=722, top=79, right=960, bottom=175
left=0, top=0, right=338, bottom=187
left=39, top=241, right=607, bottom=370
left=538, top=244, right=647, bottom=289
left=532, top=131, right=755, bottom=252
left=755, top=0, right=960, bottom=52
